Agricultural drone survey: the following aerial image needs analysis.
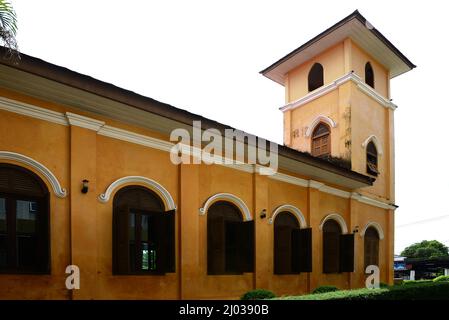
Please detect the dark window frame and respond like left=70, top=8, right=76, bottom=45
left=273, top=211, right=312, bottom=275
left=322, top=219, right=354, bottom=274
left=207, top=201, right=254, bottom=275
left=0, top=164, right=50, bottom=274
left=311, top=122, right=331, bottom=157
left=112, top=186, right=175, bottom=275
left=366, top=141, right=379, bottom=176
left=364, top=227, right=380, bottom=269
left=308, top=63, right=324, bottom=92
left=365, top=62, right=375, bottom=88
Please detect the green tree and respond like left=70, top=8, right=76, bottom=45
left=0, top=0, right=18, bottom=54
left=401, top=240, right=449, bottom=259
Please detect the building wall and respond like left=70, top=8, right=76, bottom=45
left=0, top=87, right=393, bottom=299
left=350, top=42, right=389, bottom=98
left=286, top=43, right=345, bottom=103
left=281, top=38, right=393, bottom=200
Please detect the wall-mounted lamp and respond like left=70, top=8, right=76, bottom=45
left=260, top=209, right=267, bottom=219
left=81, top=179, right=89, bottom=194
left=352, top=225, right=359, bottom=234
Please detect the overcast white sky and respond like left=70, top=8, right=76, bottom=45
left=11, top=0, right=449, bottom=254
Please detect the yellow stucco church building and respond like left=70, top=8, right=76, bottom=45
left=0, top=11, right=414, bottom=299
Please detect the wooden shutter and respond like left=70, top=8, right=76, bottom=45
left=340, top=234, right=355, bottom=272
left=115, top=207, right=130, bottom=274
left=151, top=213, right=168, bottom=274
left=237, top=220, right=254, bottom=273
left=364, top=235, right=379, bottom=269
left=323, top=231, right=340, bottom=273
left=165, top=210, right=176, bottom=273
left=225, top=221, right=239, bottom=273
left=207, top=216, right=225, bottom=274
left=292, top=227, right=312, bottom=273
left=274, top=226, right=292, bottom=274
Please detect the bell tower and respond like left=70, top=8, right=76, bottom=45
left=261, top=10, right=415, bottom=202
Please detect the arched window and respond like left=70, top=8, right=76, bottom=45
left=322, top=219, right=354, bottom=273
left=113, top=185, right=175, bottom=274
left=366, top=141, right=379, bottom=176
left=311, top=122, right=331, bottom=157
left=0, top=163, right=50, bottom=273
left=207, top=201, right=254, bottom=275
left=308, top=63, right=324, bottom=92
left=364, top=227, right=380, bottom=269
left=273, top=212, right=312, bottom=274
left=365, top=62, right=374, bottom=88
left=322, top=219, right=341, bottom=273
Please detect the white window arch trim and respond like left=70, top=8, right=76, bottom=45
left=199, top=193, right=252, bottom=221
left=361, top=135, right=383, bottom=156
left=98, top=176, right=176, bottom=211
left=319, top=213, right=349, bottom=234
left=305, top=115, right=337, bottom=137
left=0, top=151, right=67, bottom=198
left=269, top=204, right=307, bottom=228
left=360, top=221, right=385, bottom=240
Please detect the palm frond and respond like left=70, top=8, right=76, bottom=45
left=0, top=0, right=19, bottom=62
left=0, top=0, right=17, bottom=35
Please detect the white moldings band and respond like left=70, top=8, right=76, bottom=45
left=351, top=193, right=396, bottom=210
left=66, top=112, right=105, bottom=131
left=98, top=125, right=174, bottom=153
left=280, top=72, right=397, bottom=112
left=309, top=180, right=325, bottom=190
left=305, top=115, right=337, bottom=137
left=356, top=82, right=397, bottom=110
left=0, top=151, right=67, bottom=198
left=360, top=221, right=385, bottom=240
left=199, top=193, right=252, bottom=221
left=309, top=180, right=351, bottom=198
left=319, top=213, right=349, bottom=234
left=0, top=98, right=397, bottom=210
left=0, top=96, right=68, bottom=126
left=320, top=185, right=351, bottom=199
left=269, top=204, right=307, bottom=228
left=361, top=135, right=383, bottom=155
left=98, top=176, right=176, bottom=210
left=268, top=172, right=308, bottom=187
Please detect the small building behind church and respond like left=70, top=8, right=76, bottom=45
left=0, top=10, right=414, bottom=299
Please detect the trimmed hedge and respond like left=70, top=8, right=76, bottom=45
left=312, top=286, right=339, bottom=294
left=433, top=275, right=449, bottom=282
left=241, top=289, right=276, bottom=300
left=278, top=282, right=449, bottom=300
left=402, top=279, right=433, bottom=285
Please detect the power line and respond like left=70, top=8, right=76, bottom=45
left=396, top=215, right=449, bottom=228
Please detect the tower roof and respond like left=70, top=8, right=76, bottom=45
left=260, top=10, right=416, bottom=85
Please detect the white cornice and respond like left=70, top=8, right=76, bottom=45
left=319, top=213, right=349, bottom=234
left=268, top=172, right=308, bottom=187
left=199, top=193, right=252, bottom=221
left=361, top=135, right=383, bottom=156
left=98, top=176, right=176, bottom=210
left=98, top=125, right=173, bottom=153
left=308, top=180, right=325, bottom=190
left=351, top=192, right=396, bottom=210
left=0, top=96, right=68, bottom=126
left=305, top=115, right=337, bottom=137
left=269, top=204, right=307, bottom=228
left=360, top=221, right=385, bottom=240
left=66, top=112, right=105, bottom=131
left=0, top=151, right=67, bottom=198
left=280, top=72, right=397, bottom=112
left=309, top=180, right=351, bottom=198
